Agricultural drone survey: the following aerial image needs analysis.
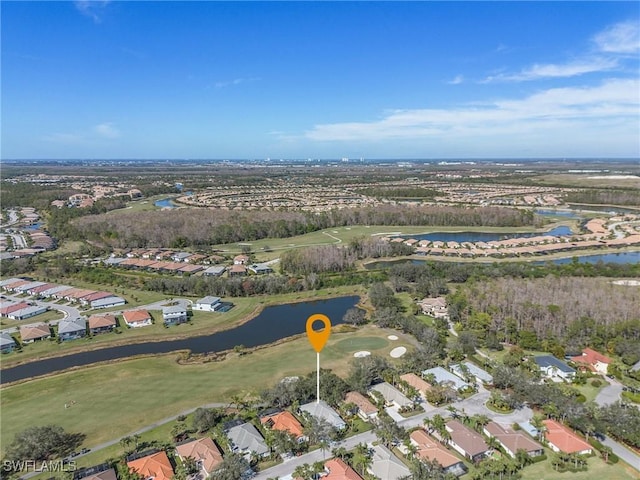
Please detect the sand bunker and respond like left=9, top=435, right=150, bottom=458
left=387, top=335, right=399, bottom=340
left=354, top=351, right=372, bottom=358
left=612, top=279, right=640, bottom=286
left=390, top=346, right=407, bottom=358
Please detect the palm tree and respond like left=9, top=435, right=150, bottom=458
left=120, top=436, right=132, bottom=454
left=600, top=445, right=612, bottom=463
left=423, top=417, right=434, bottom=434
left=352, top=443, right=372, bottom=476
left=446, top=405, right=459, bottom=420
left=318, top=439, right=330, bottom=460
left=331, top=446, right=349, bottom=461
left=515, top=448, right=532, bottom=469
left=404, top=440, right=418, bottom=460
left=292, top=463, right=315, bottom=480
left=130, top=433, right=141, bottom=451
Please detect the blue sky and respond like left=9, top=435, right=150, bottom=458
left=2, top=1, right=639, bottom=159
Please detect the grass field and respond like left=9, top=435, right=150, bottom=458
left=209, top=223, right=573, bottom=259
left=0, top=324, right=413, bottom=454
left=519, top=453, right=640, bottom=480
left=1, top=285, right=366, bottom=367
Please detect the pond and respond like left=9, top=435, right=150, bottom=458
left=365, top=251, right=640, bottom=269
left=0, top=296, right=359, bottom=384
left=534, top=209, right=582, bottom=220
left=532, top=251, right=640, bottom=265
left=392, top=226, right=572, bottom=244
left=154, top=198, right=177, bottom=208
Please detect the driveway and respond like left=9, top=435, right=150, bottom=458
left=594, top=378, right=623, bottom=406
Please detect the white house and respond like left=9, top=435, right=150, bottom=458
left=534, top=355, right=575, bottom=381
left=192, top=296, right=222, bottom=312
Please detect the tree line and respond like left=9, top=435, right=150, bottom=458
left=69, top=205, right=537, bottom=248
left=450, top=276, right=640, bottom=361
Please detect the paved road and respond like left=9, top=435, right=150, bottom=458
left=20, top=402, right=231, bottom=480
left=1, top=294, right=81, bottom=334
left=255, top=386, right=534, bottom=480
left=602, top=435, right=640, bottom=472
left=595, top=378, right=623, bottom=406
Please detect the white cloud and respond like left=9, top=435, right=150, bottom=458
left=483, top=20, right=638, bottom=83
left=593, top=20, right=640, bottom=54
left=483, top=57, right=618, bottom=82
left=302, top=79, right=639, bottom=143
left=74, top=1, right=111, bottom=23
left=94, top=122, right=120, bottom=139
left=447, top=75, right=464, bottom=85
left=214, top=77, right=260, bottom=88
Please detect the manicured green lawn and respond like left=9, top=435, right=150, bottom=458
left=210, top=223, right=571, bottom=256
left=519, top=454, right=639, bottom=480
left=573, top=378, right=608, bottom=403
left=0, top=325, right=413, bottom=455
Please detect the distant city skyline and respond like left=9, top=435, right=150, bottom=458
left=2, top=1, right=639, bottom=159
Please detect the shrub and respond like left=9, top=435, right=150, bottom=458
left=591, top=379, right=602, bottom=388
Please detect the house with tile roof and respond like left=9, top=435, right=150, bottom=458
left=233, top=254, right=250, bottom=265
left=57, top=317, right=87, bottom=341
left=400, top=373, right=433, bottom=399
left=446, top=420, right=491, bottom=463
left=369, top=382, right=413, bottom=409
left=299, top=400, right=347, bottom=430
left=570, top=348, right=612, bottom=374
left=19, top=323, right=51, bottom=343
left=367, top=444, right=410, bottom=480
left=175, top=437, right=223, bottom=478
left=410, top=429, right=467, bottom=477
left=122, top=310, right=153, bottom=328
left=344, top=391, right=378, bottom=422
left=543, top=419, right=593, bottom=455
left=323, top=458, right=363, bottom=480
left=127, top=450, right=174, bottom=480
left=260, top=410, right=306, bottom=441
left=88, top=314, right=117, bottom=335
left=227, top=422, right=269, bottom=458
left=483, top=422, right=544, bottom=458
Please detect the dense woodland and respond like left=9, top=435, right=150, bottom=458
left=564, top=189, right=640, bottom=206
left=280, top=238, right=413, bottom=274
left=70, top=205, right=536, bottom=248
left=451, top=276, right=640, bottom=363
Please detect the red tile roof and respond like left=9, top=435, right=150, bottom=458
left=122, top=310, right=152, bottom=323
left=571, top=348, right=611, bottom=367
left=175, top=437, right=223, bottom=474
left=127, top=451, right=174, bottom=480
left=324, top=458, right=363, bottom=480
left=260, top=411, right=305, bottom=438
left=345, top=391, right=378, bottom=416
left=543, top=419, right=593, bottom=454
left=410, top=429, right=462, bottom=469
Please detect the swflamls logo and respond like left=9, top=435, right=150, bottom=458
left=2, top=460, right=77, bottom=472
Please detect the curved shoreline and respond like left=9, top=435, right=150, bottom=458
left=0, top=292, right=364, bottom=371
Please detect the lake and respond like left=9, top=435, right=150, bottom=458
left=0, top=295, right=359, bottom=384
left=535, top=209, right=582, bottom=219
left=154, top=198, right=176, bottom=208
left=366, top=251, right=640, bottom=269
left=393, top=226, right=572, bottom=244
left=532, top=251, right=640, bottom=265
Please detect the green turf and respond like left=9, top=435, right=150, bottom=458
left=519, top=452, right=639, bottom=480
left=0, top=325, right=413, bottom=454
